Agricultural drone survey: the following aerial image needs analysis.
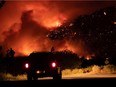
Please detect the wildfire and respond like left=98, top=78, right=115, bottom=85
left=22, top=48, right=32, bottom=56
left=57, top=42, right=76, bottom=53
left=15, top=40, right=38, bottom=56
left=113, top=22, right=116, bottom=24
left=42, top=18, right=62, bottom=30
left=86, top=56, right=92, bottom=60
left=23, top=3, right=67, bottom=30
left=0, top=1, right=95, bottom=58
left=35, top=14, right=67, bottom=30
left=11, top=37, right=41, bottom=56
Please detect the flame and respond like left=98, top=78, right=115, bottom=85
left=86, top=54, right=95, bottom=60
left=21, top=47, right=32, bottom=56
left=113, top=22, right=116, bottom=24
left=57, top=42, right=76, bottom=53
left=15, top=39, right=38, bottom=56
left=86, top=56, right=91, bottom=60
left=11, top=35, right=53, bottom=56
left=43, top=19, right=62, bottom=29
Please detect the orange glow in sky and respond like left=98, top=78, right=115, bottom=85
left=1, top=1, right=114, bottom=57
left=42, top=17, right=63, bottom=29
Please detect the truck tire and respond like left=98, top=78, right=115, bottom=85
left=33, top=74, right=38, bottom=80
left=53, top=72, right=62, bottom=80
left=27, top=74, right=32, bottom=80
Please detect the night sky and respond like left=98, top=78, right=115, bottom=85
left=0, top=0, right=116, bottom=58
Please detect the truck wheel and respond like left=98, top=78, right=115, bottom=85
left=33, top=76, right=38, bottom=80
left=53, top=68, right=62, bottom=80
left=53, top=74, right=62, bottom=80
left=27, top=74, right=32, bottom=80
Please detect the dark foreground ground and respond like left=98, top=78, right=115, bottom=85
left=0, top=78, right=116, bottom=87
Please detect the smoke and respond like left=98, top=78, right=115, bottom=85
left=0, top=1, right=115, bottom=56
left=2, top=9, right=53, bottom=56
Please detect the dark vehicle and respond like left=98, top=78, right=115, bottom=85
left=24, top=52, right=62, bottom=80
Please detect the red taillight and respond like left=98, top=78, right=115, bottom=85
left=25, top=63, right=29, bottom=68
left=51, top=62, right=56, bottom=68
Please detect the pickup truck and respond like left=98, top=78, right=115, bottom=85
left=24, top=52, right=62, bottom=80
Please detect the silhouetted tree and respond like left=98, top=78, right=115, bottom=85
left=51, top=46, right=55, bottom=52
left=0, top=0, right=5, bottom=8
left=6, top=48, right=15, bottom=59
left=0, top=46, right=3, bottom=60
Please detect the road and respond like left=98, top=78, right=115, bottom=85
left=1, top=74, right=116, bottom=87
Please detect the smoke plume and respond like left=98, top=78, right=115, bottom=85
left=0, top=1, right=115, bottom=57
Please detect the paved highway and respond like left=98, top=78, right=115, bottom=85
left=0, top=73, right=116, bottom=87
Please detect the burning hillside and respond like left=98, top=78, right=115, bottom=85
left=0, top=1, right=116, bottom=58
